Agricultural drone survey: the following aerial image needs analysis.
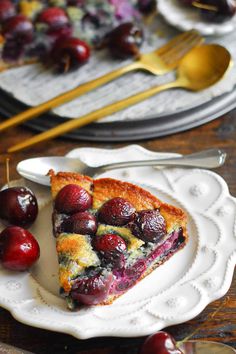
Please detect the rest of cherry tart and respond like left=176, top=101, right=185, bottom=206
left=50, top=171, right=188, bottom=310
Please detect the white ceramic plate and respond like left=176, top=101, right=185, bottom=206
left=0, top=145, right=236, bottom=339
left=158, top=0, right=236, bottom=35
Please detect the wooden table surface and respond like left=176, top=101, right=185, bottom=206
left=0, top=111, right=235, bottom=354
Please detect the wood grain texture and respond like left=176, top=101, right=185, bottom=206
left=0, top=111, right=235, bottom=354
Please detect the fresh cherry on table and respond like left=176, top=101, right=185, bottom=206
left=0, top=0, right=16, bottom=23
left=179, top=0, right=236, bottom=22
left=105, top=22, right=144, bottom=59
left=0, top=226, right=40, bottom=271
left=0, top=186, right=38, bottom=228
left=199, top=0, right=236, bottom=23
left=139, top=331, right=183, bottom=354
left=50, top=37, right=90, bottom=72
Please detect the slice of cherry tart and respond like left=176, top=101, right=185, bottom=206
left=49, top=171, right=188, bottom=310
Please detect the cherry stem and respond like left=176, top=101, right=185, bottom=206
left=192, top=1, right=218, bottom=11
left=63, top=54, right=71, bottom=73
left=176, top=296, right=230, bottom=346
left=6, top=158, right=10, bottom=188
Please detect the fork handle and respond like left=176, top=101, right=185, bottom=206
left=0, top=61, right=141, bottom=132
left=7, top=80, right=182, bottom=153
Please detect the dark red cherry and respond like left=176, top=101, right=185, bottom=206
left=138, top=0, right=157, bottom=14
left=98, top=197, right=135, bottom=226
left=139, top=331, right=183, bottom=354
left=0, top=226, right=40, bottom=271
left=70, top=272, right=114, bottom=305
left=0, top=0, right=16, bottom=22
left=2, top=15, right=34, bottom=43
left=93, top=233, right=127, bottom=268
left=130, top=210, right=166, bottom=243
left=55, top=184, right=92, bottom=214
left=50, top=37, right=90, bottom=72
left=62, top=211, right=97, bottom=235
left=37, top=7, right=69, bottom=29
left=46, top=24, right=73, bottom=41
left=0, top=187, right=38, bottom=228
left=93, top=233, right=127, bottom=253
left=198, top=0, right=236, bottom=23
left=106, top=22, right=143, bottom=59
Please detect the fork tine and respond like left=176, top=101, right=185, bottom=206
left=159, top=34, right=204, bottom=65
left=156, top=30, right=201, bottom=57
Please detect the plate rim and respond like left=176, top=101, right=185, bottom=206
left=0, top=145, right=235, bottom=339
left=157, top=0, right=236, bottom=36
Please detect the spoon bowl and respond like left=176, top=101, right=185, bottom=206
left=178, top=44, right=232, bottom=91
left=180, top=340, right=236, bottom=353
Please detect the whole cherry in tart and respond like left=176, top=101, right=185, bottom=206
left=70, top=272, right=114, bottom=305
left=50, top=37, right=90, bottom=72
left=0, top=186, right=38, bottom=228
left=93, top=233, right=127, bottom=268
left=98, top=197, right=135, bottom=226
left=139, top=331, right=183, bottom=354
left=105, top=22, right=144, bottom=59
left=36, top=7, right=69, bottom=30
left=0, top=226, right=40, bottom=271
left=55, top=184, right=92, bottom=214
left=62, top=211, right=97, bottom=235
left=130, top=209, right=166, bottom=243
left=2, top=15, right=34, bottom=43
left=0, top=0, right=16, bottom=23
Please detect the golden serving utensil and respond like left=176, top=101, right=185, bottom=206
left=7, top=44, right=232, bottom=153
left=0, top=30, right=203, bottom=133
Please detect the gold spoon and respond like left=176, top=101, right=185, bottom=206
left=8, top=44, right=232, bottom=153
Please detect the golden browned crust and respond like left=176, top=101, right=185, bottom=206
left=160, top=203, right=187, bottom=237
left=49, top=170, right=93, bottom=199
left=93, top=178, right=162, bottom=211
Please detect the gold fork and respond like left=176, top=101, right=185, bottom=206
left=0, top=30, right=203, bottom=132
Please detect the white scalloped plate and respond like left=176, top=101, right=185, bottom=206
left=0, top=145, right=236, bottom=339
left=158, top=0, right=236, bottom=35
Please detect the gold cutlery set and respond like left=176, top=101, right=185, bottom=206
left=0, top=30, right=232, bottom=153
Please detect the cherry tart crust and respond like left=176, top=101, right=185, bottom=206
left=49, top=170, right=188, bottom=309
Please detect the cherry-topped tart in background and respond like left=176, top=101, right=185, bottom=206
left=50, top=170, right=188, bottom=310
left=0, top=0, right=145, bottom=72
